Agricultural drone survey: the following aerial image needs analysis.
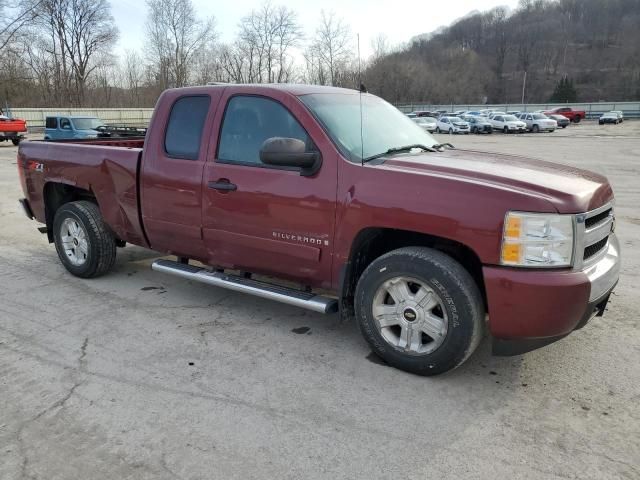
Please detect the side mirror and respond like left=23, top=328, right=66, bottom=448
left=259, top=137, right=320, bottom=176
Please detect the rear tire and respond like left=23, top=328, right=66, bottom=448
left=436, top=127, right=441, bottom=133
left=355, top=247, right=484, bottom=376
left=53, top=201, right=117, bottom=278
left=573, top=116, right=581, bottom=123
left=503, top=126, right=508, bottom=134
left=11, top=138, right=20, bottom=146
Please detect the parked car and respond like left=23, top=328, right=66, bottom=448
left=507, top=111, right=521, bottom=116
left=44, top=116, right=106, bottom=140
left=487, top=111, right=506, bottom=119
left=414, top=110, right=438, bottom=118
left=517, top=113, right=557, bottom=133
left=436, top=116, right=470, bottom=134
left=466, top=111, right=482, bottom=116
left=610, top=111, right=624, bottom=122
left=17, top=84, right=620, bottom=376
left=544, top=107, right=586, bottom=123
left=453, top=110, right=467, bottom=116
left=405, top=113, right=417, bottom=118
left=0, top=114, right=27, bottom=145
left=47, top=116, right=111, bottom=140
left=412, top=116, right=437, bottom=132
left=464, top=115, right=493, bottom=134
left=490, top=114, right=527, bottom=133
left=548, top=114, right=570, bottom=128
left=599, top=112, right=621, bottom=125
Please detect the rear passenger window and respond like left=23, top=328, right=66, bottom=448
left=165, top=95, right=211, bottom=160
left=46, top=117, right=57, bottom=129
left=218, top=96, right=312, bottom=166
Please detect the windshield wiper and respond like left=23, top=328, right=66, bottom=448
left=363, top=144, right=438, bottom=163
left=432, top=143, right=455, bottom=150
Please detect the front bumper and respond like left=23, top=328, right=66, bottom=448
left=484, top=234, right=620, bottom=355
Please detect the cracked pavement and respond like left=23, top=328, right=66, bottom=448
left=1, top=123, right=639, bottom=479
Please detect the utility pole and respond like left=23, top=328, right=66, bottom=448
left=521, top=71, right=527, bottom=105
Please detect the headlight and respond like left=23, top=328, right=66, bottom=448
left=500, top=212, right=574, bottom=267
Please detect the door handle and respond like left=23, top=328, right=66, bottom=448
left=208, top=179, right=237, bottom=192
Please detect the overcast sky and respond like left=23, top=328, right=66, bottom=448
left=110, top=0, right=520, bottom=59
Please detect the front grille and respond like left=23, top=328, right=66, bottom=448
left=585, top=208, right=612, bottom=229
left=584, top=237, right=608, bottom=260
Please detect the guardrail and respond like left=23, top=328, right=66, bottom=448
left=395, top=102, right=640, bottom=119
left=10, top=108, right=154, bottom=128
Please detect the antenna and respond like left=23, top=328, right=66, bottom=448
left=358, top=33, right=364, bottom=166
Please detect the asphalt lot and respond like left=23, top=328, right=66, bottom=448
left=1, top=121, right=639, bottom=479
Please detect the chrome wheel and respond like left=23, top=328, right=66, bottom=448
left=372, top=276, right=448, bottom=355
left=60, top=217, right=89, bottom=266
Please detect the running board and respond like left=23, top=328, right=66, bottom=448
left=151, top=259, right=338, bottom=314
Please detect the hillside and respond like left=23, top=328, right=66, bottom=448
left=364, top=0, right=640, bottom=104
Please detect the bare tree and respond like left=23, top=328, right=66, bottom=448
left=123, top=50, right=144, bottom=106
left=24, top=0, right=118, bottom=106
left=0, top=0, right=41, bottom=50
left=370, top=33, right=390, bottom=61
left=308, top=11, right=353, bottom=86
left=145, top=0, right=216, bottom=89
left=237, top=2, right=302, bottom=83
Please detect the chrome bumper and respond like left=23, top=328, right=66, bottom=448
left=585, top=233, right=620, bottom=302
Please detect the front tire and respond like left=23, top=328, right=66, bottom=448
left=53, top=201, right=117, bottom=278
left=448, top=128, right=453, bottom=135
left=532, top=124, right=539, bottom=133
left=11, top=138, right=21, bottom=146
left=355, top=247, right=484, bottom=376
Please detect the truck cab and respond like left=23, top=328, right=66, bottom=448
left=44, top=116, right=105, bottom=140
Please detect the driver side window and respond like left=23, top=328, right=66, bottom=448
left=60, top=118, right=71, bottom=130
left=218, top=96, right=313, bottom=166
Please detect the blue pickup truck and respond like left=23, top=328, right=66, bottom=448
left=44, top=115, right=147, bottom=140
left=44, top=116, right=105, bottom=140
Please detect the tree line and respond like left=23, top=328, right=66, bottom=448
left=1, top=0, right=639, bottom=109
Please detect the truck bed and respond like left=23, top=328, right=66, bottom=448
left=18, top=139, right=148, bottom=247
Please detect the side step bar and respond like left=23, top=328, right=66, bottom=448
left=152, top=259, right=338, bottom=314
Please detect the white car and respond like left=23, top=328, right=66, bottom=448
left=487, top=111, right=506, bottom=119
left=490, top=114, right=527, bottom=133
left=436, top=116, right=470, bottom=134
left=610, top=110, right=624, bottom=122
left=517, top=113, right=557, bottom=133
left=599, top=112, right=621, bottom=125
left=412, top=116, right=437, bottom=132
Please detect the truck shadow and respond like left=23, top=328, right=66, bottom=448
left=112, top=246, right=524, bottom=392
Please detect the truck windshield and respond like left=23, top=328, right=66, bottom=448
left=300, top=93, right=437, bottom=162
left=72, top=118, right=104, bottom=130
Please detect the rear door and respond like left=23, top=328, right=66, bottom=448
left=141, top=90, right=222, bottom=260
left=201, top=91, right=338, bottom=289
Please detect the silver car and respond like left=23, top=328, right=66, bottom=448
left=412, top=116, right=437, bottom=133
left=518, top=113, right=557, bottom=133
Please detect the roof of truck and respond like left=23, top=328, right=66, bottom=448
left=166, top=83, right=360, bottom=96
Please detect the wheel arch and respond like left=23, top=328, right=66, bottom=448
left=339, top=227, right=487, bottom=319
left=43, top=182, right=98, bottom=243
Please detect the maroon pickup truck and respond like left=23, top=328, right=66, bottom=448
left=544, top=107, right=586, bottom=123
left=17, top=85, right=620, bottom=375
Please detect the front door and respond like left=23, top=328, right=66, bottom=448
left=202, top=92, right=338, bottom=289
left=141, top=91, right=221, bottom=260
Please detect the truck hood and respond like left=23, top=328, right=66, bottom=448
left=375, top=149, right=613, bottom=213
